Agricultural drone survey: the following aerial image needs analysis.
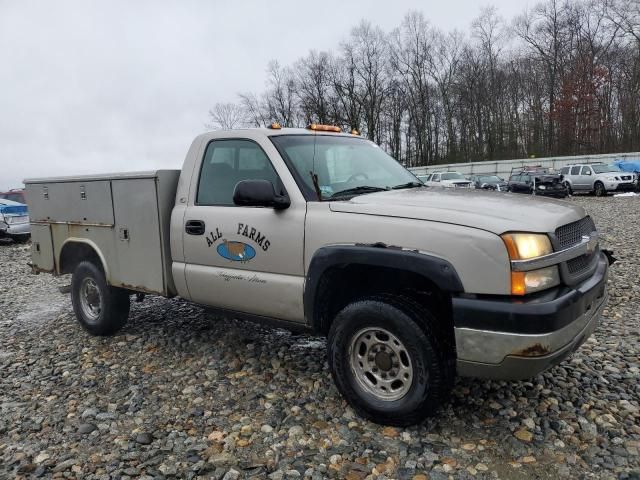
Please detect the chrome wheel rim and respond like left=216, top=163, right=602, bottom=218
left=79, top=278, right=102, bottom=323
left=348, top=327, right=413, bottom=401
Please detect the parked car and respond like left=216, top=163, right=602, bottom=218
left=424, top=171, right=472, bottom=188
left=508, top=167, right=568, bottom=198
left=559, top=163, right=636, bottom=196
left=417, top=174, right=431, bottom=184
left=0, top=198, right=30, bottom=242
left=469, top=175, right=509, bottom=191
left=0, top=188, right=27, bottom=204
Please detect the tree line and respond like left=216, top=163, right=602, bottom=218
left=207, top=0, right=640, bottom=166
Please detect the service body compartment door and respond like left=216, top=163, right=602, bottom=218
left=30, top=224, right=55, bottom=272
left=27, top=181, right=115, bottom=225
left=182, top=138, right=306, bottom=322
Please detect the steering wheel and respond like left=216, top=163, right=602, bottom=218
left=347, top=172, right=369, bottom=182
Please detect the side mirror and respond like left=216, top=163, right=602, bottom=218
left=585, top=170, right=592, bottom=175
left=233, top=180, right=290, bottom=210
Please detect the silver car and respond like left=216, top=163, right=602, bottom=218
left=0, top=199, right=30, bottom=242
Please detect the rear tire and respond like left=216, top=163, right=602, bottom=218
left=71, top=261, right=130, bottom=336
left=594, top=181, right=606, bottom=197
left=327, top=296, right=454, bottom=426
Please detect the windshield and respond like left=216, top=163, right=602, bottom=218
left=478, top=175, right=501, bottom=182
left=270, top=135, right=419, bottom=199
left=592, top=164, right=621, bottom=173
left=441, top=173, right=465, bottom=180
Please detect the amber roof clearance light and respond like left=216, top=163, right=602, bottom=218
left=307, top=123, right=341, bottom=133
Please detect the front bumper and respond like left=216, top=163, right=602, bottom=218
left=453, top=252, right=608, bottom=380
left=535, top=187, right=568, bottom=198
left=0, top=221, right=31, bottom=238
left=607, top=182, right=636, bottom=192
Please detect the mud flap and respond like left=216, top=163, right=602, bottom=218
left=602, top=249, right=617, bottom=266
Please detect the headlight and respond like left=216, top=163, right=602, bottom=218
left=537, top=184, right=546, bottom=190
left=511, top=266, right=560, bottom=295
left=501, top=233, right=553, bottom=260
left=502, top=233, right=558, bottom=295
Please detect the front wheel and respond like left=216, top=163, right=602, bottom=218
left=594, top=182, right=606, bottom=197
left=564, top=182, right=573, bottom=196
left=71, top=261, right=130, bottom=336
left=327, top=297, right=454, bottom=426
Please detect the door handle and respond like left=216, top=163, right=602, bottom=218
left=185, top=220, right=205, bottom=235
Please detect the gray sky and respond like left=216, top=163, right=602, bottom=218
left=0, top=0, right=529, bottom=191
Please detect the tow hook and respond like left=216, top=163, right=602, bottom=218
left=602, top=249, right=617, bottom=266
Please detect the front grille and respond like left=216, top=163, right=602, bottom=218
left=555, top=216, right=596, bottom=250
left=567, top=254, right=592, bottom=274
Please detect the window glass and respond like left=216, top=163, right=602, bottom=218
left=270, top=135, right=417, bottom=199
left=197, top=139, right=280, bottom=205
left=580, top=166, right=592, bottom=175
left=570, top=166, right=581, bottom=175
left=441, top=172, right=465, bottom=180
left=592, top=164, right=621, bottom=173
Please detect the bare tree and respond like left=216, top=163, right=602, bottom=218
left=205, top=102, right=247, bottom=130
left=208, top=0, right=640, bottom=165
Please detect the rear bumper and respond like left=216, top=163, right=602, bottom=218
left=453, top=252, right=608, bottom=380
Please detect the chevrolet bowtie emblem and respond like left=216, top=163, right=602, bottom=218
left=583, top=232, right=598, bottom=254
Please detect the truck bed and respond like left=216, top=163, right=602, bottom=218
left=24, top=170, right=180, bottom=296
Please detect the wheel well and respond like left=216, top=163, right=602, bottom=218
left=59, top=242, right=103, bottom=275
left=314, top=264, right=454, bottom=345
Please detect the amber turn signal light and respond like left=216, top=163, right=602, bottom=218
left=307, top=123, right=341, bottom=133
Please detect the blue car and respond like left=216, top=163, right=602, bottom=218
left=0, top=199, right=30, bottom=243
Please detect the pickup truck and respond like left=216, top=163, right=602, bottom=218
left=25, top=125, right=611, bottom=426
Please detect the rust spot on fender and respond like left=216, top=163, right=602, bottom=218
left=514, top=343, right=551, bottom=357
left=116, top=282, right=163, bottom=296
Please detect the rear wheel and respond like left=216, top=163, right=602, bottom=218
left=327, top=296, right=454, bottom=426
left=71, top=261, right=130, bottom=336
left=594, top=181, right=606, bottom=197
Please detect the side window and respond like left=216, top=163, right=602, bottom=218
left=570, top=166, right=581, bottom=175
left=433, top=174, right=440, bottom=182
left=197, top=139, right=280, bottom=206
left=580, top=166, right=592, bottom=175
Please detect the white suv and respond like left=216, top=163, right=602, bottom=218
left=560, top=163, right=636, bottom=196
left=424, top=171, right=472, bottom=188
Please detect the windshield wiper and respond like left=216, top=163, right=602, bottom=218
left=329, top=185, right=389, bottom=199
left=391, top=181, right=424, bottom=190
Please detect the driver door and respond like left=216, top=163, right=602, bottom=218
left=181, top=138, right=306, bottom=322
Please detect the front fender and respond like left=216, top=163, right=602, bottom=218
left=304, top=244, right=464, bottom=328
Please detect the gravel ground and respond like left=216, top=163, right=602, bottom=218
left=1, top=196, right=639, bottom=480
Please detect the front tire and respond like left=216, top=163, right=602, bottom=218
left=327, top=297, right=454, bottom=426
left=71, top=261, right=130, bottom=336
left=564, top=182, right=573, bottom=196
left=594, top=181, right=606, bottom=197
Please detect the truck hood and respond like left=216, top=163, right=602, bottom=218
left=329, top=187, right=585, bottom=234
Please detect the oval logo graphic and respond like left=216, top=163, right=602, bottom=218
left=217, top=240, right=256, bottom=262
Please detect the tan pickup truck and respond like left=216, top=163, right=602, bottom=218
left=25, top=125, right=611, bottom=426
